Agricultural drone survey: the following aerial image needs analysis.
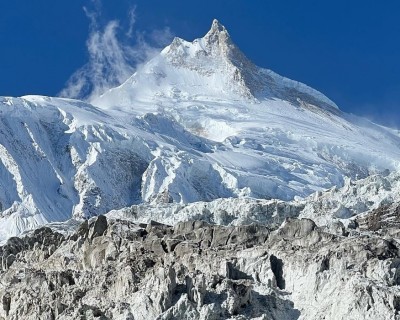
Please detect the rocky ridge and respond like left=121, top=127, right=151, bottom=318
left=0, top=213, right=399, bottom=320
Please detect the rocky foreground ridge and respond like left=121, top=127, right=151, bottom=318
left=0, top=212, right=399, bottom=320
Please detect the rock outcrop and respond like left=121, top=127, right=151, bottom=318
left=0, top=215, right=399, bottom=319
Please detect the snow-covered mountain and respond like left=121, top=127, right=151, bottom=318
left=0, top=19, right=400, bottom=241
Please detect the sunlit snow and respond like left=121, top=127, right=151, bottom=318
left=0, top=20, right=399, bottom=241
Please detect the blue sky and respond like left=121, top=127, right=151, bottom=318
left=1, top=1, right=400, bottom=127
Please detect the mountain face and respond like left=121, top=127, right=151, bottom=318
left=0, top=20, right=400, bottom=241
left=1, top=19, right=400, bottom=320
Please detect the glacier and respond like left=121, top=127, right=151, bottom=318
left=0, top=19, right=400, bottom=241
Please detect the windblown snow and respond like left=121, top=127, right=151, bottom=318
left=0, top=19, right=400, bottom=241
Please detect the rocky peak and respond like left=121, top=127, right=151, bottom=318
left=203, top=19, right=234, bottom=54
left=208, top=19, right=227, bottom=34
left=202, top=19, right=253, bottom=68
left=165, top=19, right=236, bottom=59
left=160, top=19, right=258, bottom=98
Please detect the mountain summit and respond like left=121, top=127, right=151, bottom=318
left=168, top=19, right=236, bottom=60
left=203, top=19, right=235, bottom=55
left=94, top=19, right=338, bottom=107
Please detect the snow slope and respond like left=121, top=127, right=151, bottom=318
left=0, top=20, right=400, bottom=240
left=94, top=19, right=400, bottom=200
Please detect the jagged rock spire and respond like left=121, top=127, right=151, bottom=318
left=203, top=19, right=234, bottom=56
left=205, top=19, right=230, bottom=39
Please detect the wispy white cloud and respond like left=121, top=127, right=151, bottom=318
left=126, top=6, right=137, bottom=38
left=59, top=1, right=173, bottom=102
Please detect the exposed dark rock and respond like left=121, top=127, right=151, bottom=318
left=0, top=217, right=398, bottom=319
left=270, top=255, right=285, bottom=290
left=90, top=215, right=108, bottom=239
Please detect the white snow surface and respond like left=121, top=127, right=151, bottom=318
left=1, top=20, right=400, bottom=241
left=106, top=197, right=304, bottom=229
